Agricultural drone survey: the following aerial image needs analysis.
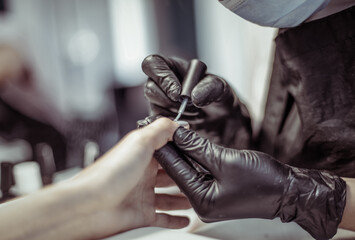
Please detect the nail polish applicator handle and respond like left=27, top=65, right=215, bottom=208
left=174, top=59, right=207, bottom=121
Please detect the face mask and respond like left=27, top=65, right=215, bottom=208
left=218, top=0, right=330, bottom=28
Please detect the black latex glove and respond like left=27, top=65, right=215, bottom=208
left=141, top=54, right=252, bottom=148
left=154, top=127, right=347, bottom=240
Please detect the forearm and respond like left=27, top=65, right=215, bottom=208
left=339, top=177, right=355, bottom=231
left=0, top=181, right=97, bottom=240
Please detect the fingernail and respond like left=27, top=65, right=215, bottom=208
left=136, top=119, right=148, bottom=128
left=176, top=120, right=189, bottom=129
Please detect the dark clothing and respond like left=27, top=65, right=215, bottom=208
left=258, top=6, right=355, bottom=177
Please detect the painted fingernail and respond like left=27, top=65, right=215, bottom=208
left=176, top=120, right=189, bottom=129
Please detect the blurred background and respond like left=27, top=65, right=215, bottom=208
left=0, top=0, right=275, bottom=201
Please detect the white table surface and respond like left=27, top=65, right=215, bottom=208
left=105, top=215, right=355, bottom=240
left=106, top=186, right=355, bottom=240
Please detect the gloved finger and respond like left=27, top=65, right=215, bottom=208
left=144, top=78, right=181, bottom=108
left=156, top=169, right=176, bottom=187
left=173, top=127, right=222, bottom=175
left=155, top=194, right=191, bottom=210
left=154, top=143, right=209, bottom=198
left=153, top=213, right=189, bottom=229
left=149, top=104, right=178, bottom=119
left=191, top=74, right=227, bottom=107
left=142, top=54, right=183, bottom=102
left=137, top=115, right=161, bottom=128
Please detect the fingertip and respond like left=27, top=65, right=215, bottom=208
left=191, top=75, right=224, bottom=107
left=155, top=194, right=192, bottom=210
left=191, top=87, right=207, bottom=107
left=142, top=54, right=183, bottom=102
left=175, top=120, right=190, bottom=129
left=171, top=123, right=189, bottom=144
left=141, top=54, right=169, bottom=80
left=177, top=217, right=190, bottom=228
left=173, top=126, right=190, bottom=143
left=148, top=117, right=180, bottom=144
left=154, top=213, right=190, bottom=229
left=144, top=78, right=156, bottom=93
left=141, top=54, right=160, bottom=70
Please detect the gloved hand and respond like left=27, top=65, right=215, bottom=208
left=141, top=54, right=252, bottom=148
left=154, top=127, right=347, bottom=240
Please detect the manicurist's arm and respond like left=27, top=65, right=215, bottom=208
left=156, top=127, right=348, bottom=240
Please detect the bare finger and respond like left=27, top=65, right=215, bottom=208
left=156, top=169, right=176, bottom=187
left=155, top=194, right=192, bottom=211
left=153, top=213, right=190, bottom=229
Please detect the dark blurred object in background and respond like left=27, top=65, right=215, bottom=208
left=114, top=86, right=149, bottom=136
left=0, top=0, right=200, bottom=184
left=0, top=98, right=67, bottom=171
left=0, top=0, right=7, bottom=14
left=152, top=0, right=198, bottom=59
left=0, top=162, right=15, bottom=203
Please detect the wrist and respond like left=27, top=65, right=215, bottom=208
left=280, top=167, right=347, bottom=239
left=45, top=181, right=101, bottom=239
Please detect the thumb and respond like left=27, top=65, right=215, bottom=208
left=191, top=75, right=226, bottom=107
left=138, top=117, right=180, bottom=150
left=173, top=127, right=222, bottom=175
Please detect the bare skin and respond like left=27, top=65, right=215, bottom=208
left=0, top=118, right=191, bottom=240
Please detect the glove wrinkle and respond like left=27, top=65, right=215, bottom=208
left=142, top=55, right=253, bottom=148
left=170, top=127, right=346, bottom=240
left=280, top=167, right=347, bottom=240
left=162, top=75, right=181, bottom=100
left=191, top=75, right=225, bottom=107
left=144, top=79, right=177, bottom=108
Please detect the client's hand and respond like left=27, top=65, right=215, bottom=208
left=74, top=118, right=191, bottom=238
left=0, top=118, right=190, bottom=240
